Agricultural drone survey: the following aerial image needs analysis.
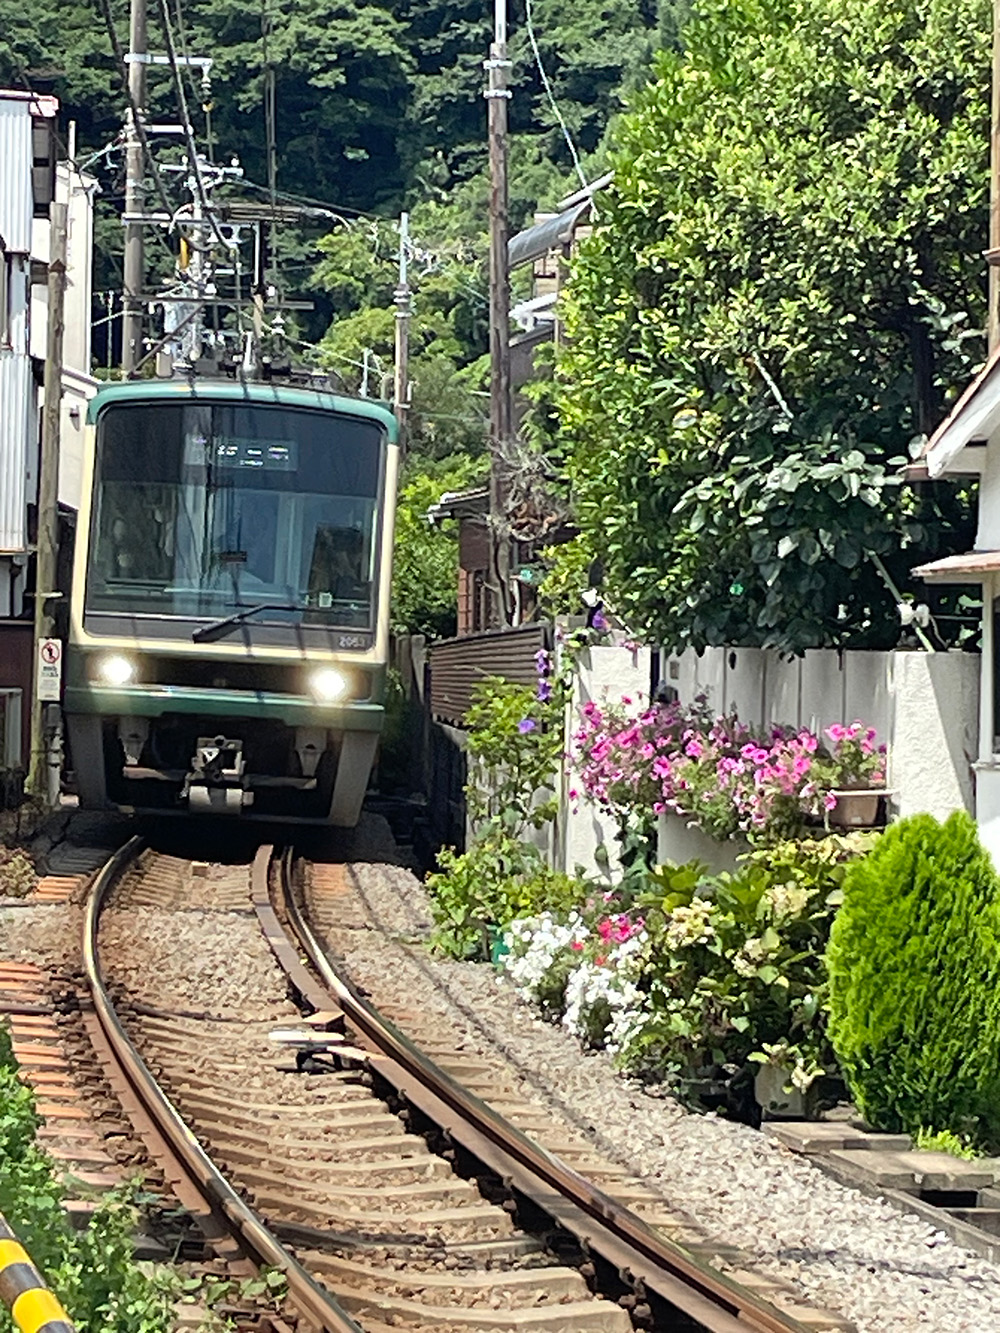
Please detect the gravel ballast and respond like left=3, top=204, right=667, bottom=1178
left=331, top=854, right=1000, bottom=1333
left=5, top=824, right=1000, bottom=1330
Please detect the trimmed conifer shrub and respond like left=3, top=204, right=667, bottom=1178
left=826, top=811, right=1000, bottom=1146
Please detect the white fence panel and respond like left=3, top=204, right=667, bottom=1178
left=765, top=654, right=801, bottom=731
left=723, top=648, right=766, bottom=726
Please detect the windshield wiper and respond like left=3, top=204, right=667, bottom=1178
left=192, top=603, right=300, bottom=644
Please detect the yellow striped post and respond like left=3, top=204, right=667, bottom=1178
left=0, top=1217, right=75, bottom=1333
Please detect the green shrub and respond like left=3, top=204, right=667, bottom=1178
left=428, top=833, right=582, bottom=960
left=624, top=836, right=864, bottom=1095
left=826, top=811, right=1000, bottom=1147
left=913, top=1127, right=977, bottom=1160
left=0, top=846, right=36, bottom=897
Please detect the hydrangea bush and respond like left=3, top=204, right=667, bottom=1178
left=501, top=836, right=874, bottom=1106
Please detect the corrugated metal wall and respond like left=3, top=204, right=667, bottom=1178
left=0, top=96, right=33, bottom=251
left=0, top=94, right=34, bottom=554
left=428, top=624, right=551, bottom=726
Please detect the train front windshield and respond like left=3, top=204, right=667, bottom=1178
left=87, top=401, right=384, bottom=630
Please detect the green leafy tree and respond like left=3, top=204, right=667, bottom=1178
left=391, top=453, right=486, bottom=637
left=549, top=0, right=987, bottom=651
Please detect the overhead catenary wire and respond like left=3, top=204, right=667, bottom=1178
left=153, top=0, right=231, bottom=251
left=261, top=0, right=281, bottom=301
left=171, top=0, right=214, bottom=161
left=524, top=0, right=588, bottom=190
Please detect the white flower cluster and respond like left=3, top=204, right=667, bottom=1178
left=732, top=933, right=777, bottom=977
left=562, top=957, right=643, bottom=1046
left=764, top=881, right=811, bottom=920
left=502, top=911, right=587, bottom=997
left=664, top=898, right=715, bottom=951
left=562, top=930, right=648, bottom=1047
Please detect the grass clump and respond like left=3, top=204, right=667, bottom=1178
left=913, top=1127, right=978, bottom=1160
left=826, top=811, right=1000, bottom=1148
left=0, top=1023, right=174, bottom=1331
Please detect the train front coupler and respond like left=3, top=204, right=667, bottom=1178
left=182, top=735, right=253, bottom=813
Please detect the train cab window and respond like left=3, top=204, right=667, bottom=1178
left=87, top=399, right=384, bottom=631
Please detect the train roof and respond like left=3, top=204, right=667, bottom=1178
left=86, top=378, right=399, bottom=442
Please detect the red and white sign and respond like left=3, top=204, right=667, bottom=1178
left=36, top=638, right=62, bottom=702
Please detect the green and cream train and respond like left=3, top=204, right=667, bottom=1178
left=64, top=379, right=399, bottom=823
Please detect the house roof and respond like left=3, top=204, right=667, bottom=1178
left=920, top=346, right=1000, bottom=478
left=426, top=487, right=489, bottom=524
left=912, top=550, right=1000, bottom=582
left=508, top=200, right=592, bottom=271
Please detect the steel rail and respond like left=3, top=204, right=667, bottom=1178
left=275, top=850, right=817, bottom=1333
left=83, top=838, right=364, bottom=1333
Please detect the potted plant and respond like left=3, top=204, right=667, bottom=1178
left=814, top=723, right=886, bottom=829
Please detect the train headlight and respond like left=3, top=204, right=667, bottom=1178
left=309, top=667, right=348, bottom=702
left=96, top=654, right=136, bottom=687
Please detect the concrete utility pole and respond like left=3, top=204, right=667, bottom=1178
left=394, top=211, right=411, bottom=452
left=486, top=0, right=514, bottom=626
left=28, top=201, right=67, bottom=803
left=122, top=0, right=147, bottom=373
left=990, top=0, right=1000, bottom=353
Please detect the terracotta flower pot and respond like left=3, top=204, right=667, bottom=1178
left=827, top=788, right=883, bottom=829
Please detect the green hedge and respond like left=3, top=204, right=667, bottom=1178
left=826, top=811, right=1000, bottom=1146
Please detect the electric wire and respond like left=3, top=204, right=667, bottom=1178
left=238, top=177, right=390, bottom=221
left=524, top=0, right=588, bottom=190
left=94, top=0, right=180, bottom=244
left=171, top=0, right=214, bottom=161
left=154, top=0, right=231, bottom=251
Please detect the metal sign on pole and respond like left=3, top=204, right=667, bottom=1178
left=36, top=639, right=63, bottom=703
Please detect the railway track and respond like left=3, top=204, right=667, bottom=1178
left=80, top=838, right=832, bottom=1333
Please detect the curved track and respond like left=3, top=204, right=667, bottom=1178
left=82, top=839, right=821, bottom=1333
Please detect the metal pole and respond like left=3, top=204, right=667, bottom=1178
left=252, top=220, right=265, bottom=377
left=394, top=211, right=411, bottom=453
left=28, top=202, right=67, bottom=801
left=122, top=0, right=147, bottom=373
left=486, top=0, right=514, bottom=626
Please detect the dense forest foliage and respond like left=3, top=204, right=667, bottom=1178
left=0, top=0, right=689, bottom=219
left=4, top=0, right=989, bottom=648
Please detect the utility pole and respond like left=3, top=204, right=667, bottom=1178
left=990, top=0, right=1000, bottom=353
left=485, top=0, right=514, bottom=626
left=122, top=0, right=147, bottom=373
left=394, top=211, right=411, bottom=452
left=28, top=202, right=67, bottom=803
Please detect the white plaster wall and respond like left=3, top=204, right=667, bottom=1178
left=889, top=651, right=977, bottom=821
left=560, top=640, right=651, bottom=881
